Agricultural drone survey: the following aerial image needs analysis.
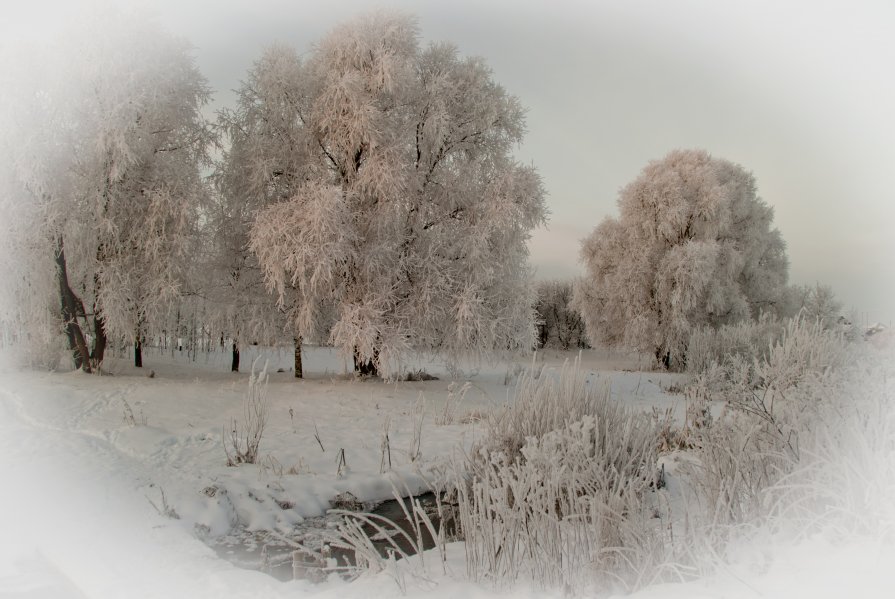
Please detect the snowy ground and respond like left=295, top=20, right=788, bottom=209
left=0, top=345, right=891, bottom=598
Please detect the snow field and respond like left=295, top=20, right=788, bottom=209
left=2, top=336, right=891, bottom=598
left=0, top=345, right=683, bottom=596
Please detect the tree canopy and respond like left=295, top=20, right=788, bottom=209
left=574, top=149, right=789, bottom=369
left=0, top=9, right=211, bottom=371
left=242, top=12, right=547, bottom=375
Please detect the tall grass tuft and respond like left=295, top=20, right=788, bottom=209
left=457, top=359, right=671, bottom=593
left=482, top=357, right=604, bottom=464
left=685, top=312, right=785, bottom=375
left=223, top=361, right=269, bottom=466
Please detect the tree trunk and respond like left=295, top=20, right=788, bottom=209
left=294, top=336, right=303, bottom=378
left=536, top=322, right=547, bottom=349
left=135, top=335, right=143, bottom=368
left=655, top=348, right=671, bottom=370
left=353, top=346, right=379, bottom=377
left=174, top=309, right=181, bottom=356
left=90, top=250, right=107, bottom=371
left=55, top=239, right=91, bottom=373
left=190, top=314, right=198, bottom=362
left=231, top=340, right=240, bottom=372
left=91, top=312, right=107, bottom=371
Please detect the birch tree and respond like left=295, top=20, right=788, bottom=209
left=245, top=12, right=547, bottom=376
left=574, top=149, right=789, bottom=369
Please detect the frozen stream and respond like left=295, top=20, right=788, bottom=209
left=211, top=492, right=453, bottom=583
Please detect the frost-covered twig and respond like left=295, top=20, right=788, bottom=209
left=408, top=396, right=425, bottom=463
left=336, top=448, right=348, bottom=477
left=146, top=486, right=179, bottom=520
left=314, top=421, right=325, bottom=452
left=380, top=415, right=392, bottom=473
left=435, top=382, right=469, bottom=426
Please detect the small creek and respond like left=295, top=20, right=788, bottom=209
left=211, top=492, right=456, bottom=583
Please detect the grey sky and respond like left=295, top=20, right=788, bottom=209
left=4, top=0, right=894, bottom=324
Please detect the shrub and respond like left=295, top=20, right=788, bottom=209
left=682, top=315, right=894, bottom=541
left=763, top=341, right=895, bottom=539
left=434, top=381, right=469, bottom=426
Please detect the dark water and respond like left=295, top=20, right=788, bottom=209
left=345, top=492, right=457, bottom=558
left=212, top=492, right=455, bottom=583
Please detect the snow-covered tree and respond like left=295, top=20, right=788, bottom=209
left=0, top=108, right=63, bottom=367
left=1, top=10, right=211, bottom=371
left=207, top=45, right=308, bottom=374
left=786, top=283, right=844, bottom=330
left=534, top=280, right=588, bottom=350
left=245, top=12, right=547, bottom=376
left=1, top=42, right=80, bottom=367
left=574, top=149, right=789, bottom=370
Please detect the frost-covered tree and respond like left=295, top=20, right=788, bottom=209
left=0, top=120, right=63, bottom=367
left=1, top=42, right=83, bottom=367
left=245, top=12, right=547, bottom=376
left=0, top=10, right=211, bottom=371
left=534, top=280, right=588, bottom=350
left=204, top=178, right=289, bottom=373
left=208, top=46, right=308, bottom=374
left=574, top=149, right=789, bottom=370
left=787, top=283, right=844, bottom=330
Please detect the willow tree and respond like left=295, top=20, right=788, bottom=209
left=0, top=9, right=210, bottom=371
left=246, top=12, right=547, bottom=377
left=211, top=45, right=320, bottom=375
left=574, top=149, right=789, bottom=370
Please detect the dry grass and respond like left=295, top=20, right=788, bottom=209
left=223, top=363, right=269, bottom=466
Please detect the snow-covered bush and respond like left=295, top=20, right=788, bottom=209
left=764, top=340, right=895, bottom=539
left=694, top=316, right=850, bottom=419
left=456, top=361, right=669, bottom=593
left=681, top=315, right=894, bottom=542
left=434, top=381, right=469, bottom=426
left=682, top=410, right=791, bottom=534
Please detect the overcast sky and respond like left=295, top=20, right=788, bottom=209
left=4, top=0, right=894, bottom=324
